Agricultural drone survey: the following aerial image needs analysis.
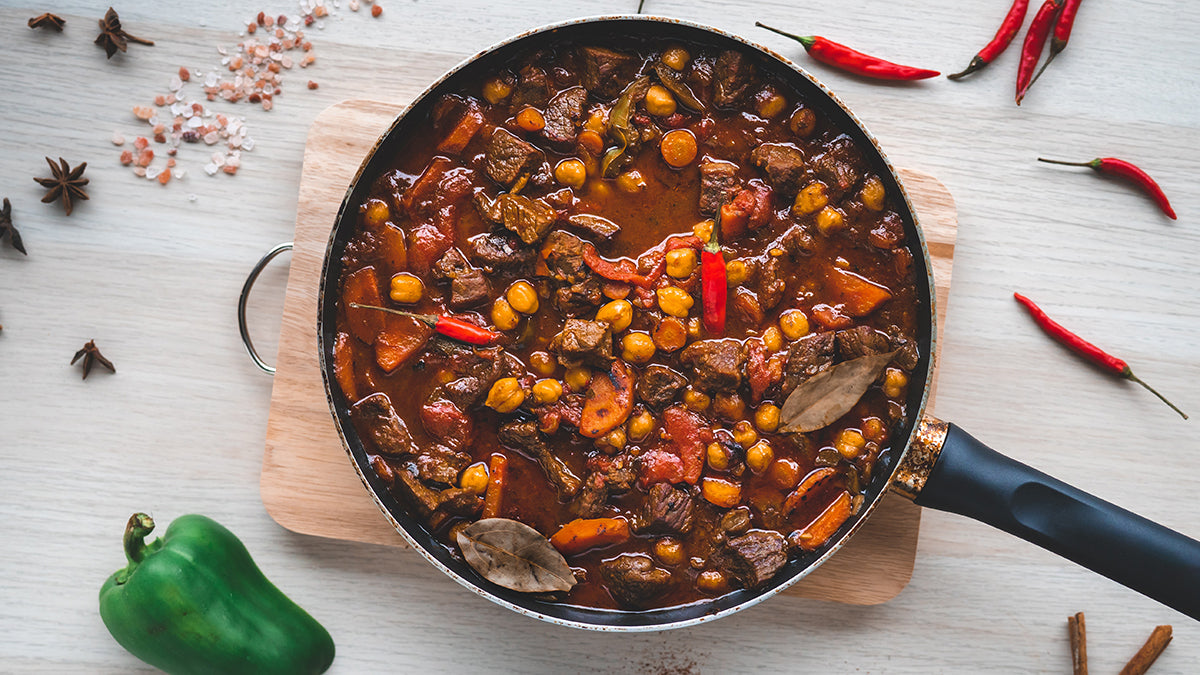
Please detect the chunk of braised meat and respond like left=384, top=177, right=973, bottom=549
left=542, top=230, right=603, bottom=315
left=756, top=255, right=786, bottom=311
left=467, top=230, right=536, bottom=275
left=350, top=393, right=417, bottom=456
left=542, top=86, right=588, bottom=146
left=497, top=420, right=582, bottom=499
left=431, top=347, right=524, bottom=410
left=475, top=192, right=557, bottom=245
left=566, top=213, right=621, bottom=240
left=719, top=506, right=753, bottom=537
left=511, top=63, right=553, bottom=107
left=483, top=127, right=543, bottom=187
left=868, top=211, right=905, bottom=250
left=679, top=339, right=746, bottom=393
left=635, top=364, right=687, bottom=410
left=836, top=325, right=891, bottom=360
left=395, top=468, right=482, bottom=518
left=550, top=318, right=614, bottom=368
left=710, top=530, right=787, bottom=589
left=420, top=398, right=474, bottom=450
left=892, top=337, right=920, bottom=371
left=639, top=482, right=695, bottom=535
left=579, top=46, right=637, bottom=99
left=415, top=444, right=472, bottom=486
left=713, top=49, right=757, bottom=107
left=573, top=472, right=609, bottom=518
left=782, top=331, right=836, bottom=393
left=812, top=135, right=866, bottom=197
left=438, top=376, right=487, bottom=411
left=699, top=160, right=740, bottom=215
left=601, top=554, right=674, bottom=609
left=431, top=247, right=490, bottom=309
left=749, top=143, right=806, bottom=198
left=593, top=453, right=637, bottom=493
left=778, top=223, right=816, bottom=257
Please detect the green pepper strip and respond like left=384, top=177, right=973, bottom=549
left=600, top=75, right=651, bottom=179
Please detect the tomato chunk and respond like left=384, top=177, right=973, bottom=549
left=638, top=448, right=685, bottom=487
left=662, top=405, right=712, bottom=485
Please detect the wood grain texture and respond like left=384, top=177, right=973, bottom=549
left=1, top=2, right=1198, bottom=673
left=259, top=99, right=957, bottom=606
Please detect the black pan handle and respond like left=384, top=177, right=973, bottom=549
left=915, top=423, right=1200, bottom=620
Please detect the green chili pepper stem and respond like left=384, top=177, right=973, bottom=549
left=755, top=22, right=815, bottom=49
left=1037, top=157, right=1101, bottom=169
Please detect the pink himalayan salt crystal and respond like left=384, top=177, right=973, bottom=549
left=178, top=67, right=191, bottom=82
left=111, top=131, right=126, bottom=146
left=133, top=106, right=155, bottom=120
left=134, top=136, right=149, bottom=150
left=119, top=150, right=134, bottom=165
left=137, top=149, right=155, bottom=167
left=158, top=168, right=172, bottom=185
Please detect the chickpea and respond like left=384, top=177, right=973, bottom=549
left=617, top=169, right=647, bottom=193
left=621, top=332, right=657, bottom=364
left=656, top=286, right=694, bottom=318
left=732, top=420, right=758, bottom=448
left=692, top=219, right=714, bottom=243
left=861, top=176, right=886, bottom=211
left=755, top=403, right=781, bottom=433
left=551, top=158, right=587, bottom=190
left=687, top=317, right=703, bottom=340
left=490, top=297, right=520, bottom=331
left=706, top=442, right=731, bottom=471
left=816, top=206, right=846, bottom=235
left=662, top=46, right=690, bottom=71
left=725, top=259, right=749, bottom=286
left=779, top=309, right=810, bottom=340
left=762, top=326, right=783, bottom=352
left=577, top=130, right=604, bottom=156
left=389, top=272, right=424, bottom=304
left=485, top=377, right=525, bottom=413
left=652, top=316, right=688, bottom=352
left=683, top=387, right=711, bottom=412
left=666, top=248, right=698, bottom=279
left=482, top=76, right=513, bottom=104
left=696, top=569, right=728, bottom=594
left=746, top=440, right=774, bottom=474
left=659, top=129, right=698, bottom=168
left=789, top=107, right=817, bottom=138
left=565, top=366, right=592, bottom=392
left=644, top=84, right=677, bottom=117
left=595, top=299, right=633, bottom=333
left=506, top=280, right=539, bottom=314
left=794, top=182, right=828, bottom=216
left=584, top=109, right=608, bottom=134
left=627, top=410, right=655, bottom=441
left=755, top=89, right=787, bottom=119
left=363, top=198, right=390, bottom=229
left=529, top=350, right=556, bottom=376
left=516, top=106, right=546, bottom=132
left=862, top=417, right=888, bottom=444
left=532, top=378, right=563, bottom=405
left=598, top=427, right=627, bottom=451
left=459, top=463, right=489, bottom=494
left=769, top=458, right=802, bottom=490
left=883, top=367, right=909, bottom=399
left=654, top=537, right=686, bottom=566
left=713, top=392, right=745, bottom=421
left=835, top=429, right=867, bottom=459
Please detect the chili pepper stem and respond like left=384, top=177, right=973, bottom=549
left=754, top=22, right=814, bottom=48
left=1037, top=157, right=1099, bottom=168
left=117, top=513, right=157, bottom=583
left=348, top=303, right=437, bottom=327
left=1125, top=369, right=1189, bottom=420
left=946, top=56, right=985, bottom=80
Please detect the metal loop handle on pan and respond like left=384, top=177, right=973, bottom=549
left=237, top=242, right=293, bottom=375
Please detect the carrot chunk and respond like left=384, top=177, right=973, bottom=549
left=795, top=490, right=852, bottom=551
left=579, top=360, right=635, bottom=438
left=374, top=312, right=433, bottom=372
left=342, top=266, right=384, bottom=344
left=332, top=331, right=358, bottom=402
left=437, top=105, right=485, bottom=154
left=701, top=477, right=742, bottom=508
left=782, top=467, right=836, bottom=515
left=827, top=267, right=892, bottom=316
left=550, top=517, right=631, bottom=555
left=482, top=453, right=508, bottom=519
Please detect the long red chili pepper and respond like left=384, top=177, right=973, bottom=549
left=1038, top=157, right=1177, bottom=219
left=947, top=0, right=1030, bottom=80
left=1013, top=293, right=1187, bottom=419
left=1026, top=0, right=1083, bottom=90
left=701, top=207, right=727, bottom=334
left=755, top=23, right=940, bottom=81
left=349, top=303, right=500, bottom=345
left=1015, top=0, right=1063, bottom=105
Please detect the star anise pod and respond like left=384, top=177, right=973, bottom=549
left=28, top=13, right=66, bottom=31
left=0, top=199, right=26, bottom=255
left=95, top=7, right=154, bottom=59
left=72, top=340, right=116, bottom=380
left=34, top=157, right=89, bottom=216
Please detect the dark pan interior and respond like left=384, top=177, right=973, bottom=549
left=316, top=16, right=936, bottom=629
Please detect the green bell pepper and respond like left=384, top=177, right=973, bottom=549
left=99, top=513, right=335, bottom=675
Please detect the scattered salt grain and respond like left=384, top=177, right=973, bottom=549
left=112, top=132, right=126, bottom=146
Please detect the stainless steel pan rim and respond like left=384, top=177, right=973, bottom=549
left=316, top=14, right=937, bottom=632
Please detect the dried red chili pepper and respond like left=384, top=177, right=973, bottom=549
left=1016, top=0, right=1064, bottom=104
left=582, top=235, right=703, bottom=289
left=1038, top=157, right=1177, bottom=219
left=702, top=207, right=728, bottom=334
left=1027, top=0, right=1083, bottom=90
left=756, top=23, right=940, bottom=80
left=947, top=0, right=1030, bottom=80
left=349, top=304, right=500, bottom=345
left=1013, top=293, right=1187, bottom=419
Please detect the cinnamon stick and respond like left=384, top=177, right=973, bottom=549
left=1067, top=612, right=1087, bottom=675
left=1119, top=625, right=1173, bottom=675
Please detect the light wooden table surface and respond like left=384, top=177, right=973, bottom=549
left=1, top=1, right=1197, bottom=672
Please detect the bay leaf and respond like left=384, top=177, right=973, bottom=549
left=779, top=350, right=897, bottom=433
left=456, top=518, right=577, bottom=593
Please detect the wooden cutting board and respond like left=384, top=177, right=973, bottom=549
left=260, top=99, right=958, bottom=606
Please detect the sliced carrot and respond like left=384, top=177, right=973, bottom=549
left=795, top=491, right=852, bottom=551
left=376, top=221, right=408, bottom=277
left=437, top=105, right=484, bottom=154
left=701, top=477, right=742, bottom=508
left=342, top=266, right=384, bottom=344
left=401, top=157, right=453, bottom=215
left=482, top=453, right=507, bottom=519
left=579, top=360, right=635, bottom=438
left=374, top=312, right=433, bottom=372
left=550, top=517, right=631, bottom=556
left=333, top=331, right=358, bottom=402
left=782, top=467, right=836, bottom=515
left=828, top=267, right=892, bottom=316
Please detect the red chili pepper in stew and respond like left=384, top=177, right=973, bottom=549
left=1013, top=293, right=1187, bottom=419
left=947, top=0, right=1030, bottom=80
left=1026, top=0, right=1083, bottom=89
left=756, top=23, right=940, bottom=81
left=1016, top=0, right=1064, bottom=105
left=1038, top=156, right=1177, bottom=219
left=701, top=207, right=728, bottom=335
left=349, top=304, right=500, bottom=345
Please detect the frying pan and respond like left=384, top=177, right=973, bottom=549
left=287, top=15, right=1200, bottom=629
